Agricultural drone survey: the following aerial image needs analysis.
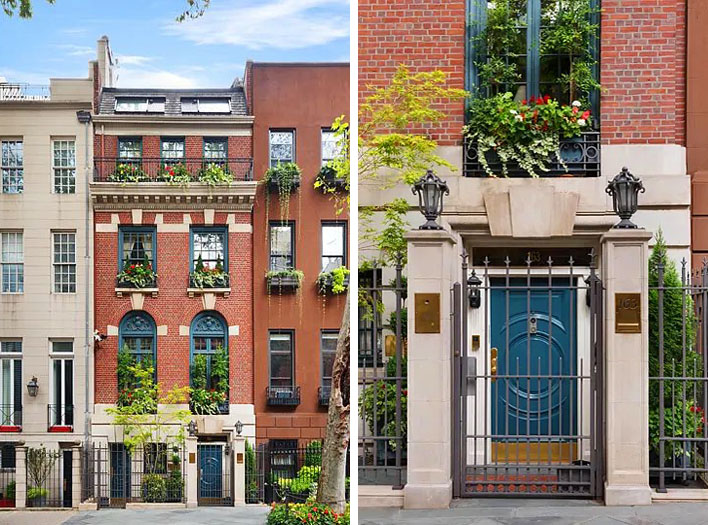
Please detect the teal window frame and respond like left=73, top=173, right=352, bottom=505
left=160, top=137, right=185, bottom=164
left=190, top=311, right=228, bottom=389
left=190, top=227, right=228, bottom=271
left=118, top=226, right=156, bottom=271
left=118, top=311, right=157, bottom=366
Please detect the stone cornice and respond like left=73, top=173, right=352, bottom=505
left=90, top=181, right=257, bottom=211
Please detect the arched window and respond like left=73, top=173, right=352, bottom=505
left=119, top=311, right=157, bottom=366
left=190, top=312, right=227, bottom=390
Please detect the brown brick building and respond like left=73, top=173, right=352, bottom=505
left=247, top=62, right=350, bottom=445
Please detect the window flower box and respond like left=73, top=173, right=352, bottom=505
left=316, top=267, right=350, bottom=295
left=266, top=270, right=303, bottom=293
left=314, top=165, right=347, bottom=192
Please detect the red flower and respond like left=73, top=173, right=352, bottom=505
left=307, top=513, right=313, bottom=519
left=581, top=110, right=591, bottom=120
left=544, top=95, right=551, bottom=103
left=572, top=106, right=579, bottom=114
left=690, top=405, right=697, bottom=413
left=522, top=99, right=527, bottom=105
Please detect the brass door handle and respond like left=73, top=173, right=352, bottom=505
left=490, top=347, right=498, bottom=382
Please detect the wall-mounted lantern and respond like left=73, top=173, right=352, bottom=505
left=235, top=420, right=243, bottom=436
left=26, top=376, right=39, bottom=397
left=187, top=420, right=197, bottom=437
left=606, top=167, right=645, bottom=229
left=412, top=170, right=450, bottom=230
left=467, top=270, right=482, bottom=309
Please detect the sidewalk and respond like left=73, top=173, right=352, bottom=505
left=360, top=499, right=708, bottom=525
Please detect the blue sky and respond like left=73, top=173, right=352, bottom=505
left=0, top=0, right=350, bottom=88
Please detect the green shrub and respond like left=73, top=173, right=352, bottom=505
left=4, top=480, right=15, bottom=500
left=27, top=486, right=48, bottom=500
left=165, top=470, right=183, bottom=502
left=245, top=440, right=259, bottom=502
left=304, top=441, right=322, bottom=466
left=267, top=501, right=348, bottom=525
left=142, top=473, right=166, bottom=503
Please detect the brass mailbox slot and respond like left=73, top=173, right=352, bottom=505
left=615, top=293, right=641, bottom=334
left=414, top=293, right=440, bottom=333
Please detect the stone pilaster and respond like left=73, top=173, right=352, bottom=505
left=185, top=436, right=198, bottom=508
left=15, top=445, right=26, bottom=508
left=601, top=229, right=653, bottom=505
left=403, top=228, right=459, bottom=509
left=232, top=436, right=246, bottom=506
left=72, top=445, right=82, bottom=508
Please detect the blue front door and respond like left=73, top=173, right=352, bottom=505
left=109, top=444, right=130, bottom=502
left=490, top=278, right=576, bottom=448
left=198, top=445, right=223, bottom=500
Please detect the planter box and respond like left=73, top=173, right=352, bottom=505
left=266, top=275, right=301, bottom=293
left=317, top=273, right=350, bottom=295
left=267, top=176, right=301, bottom=193
left=0, top=498, right=14, bottom=508
left=316, top=166, right=347, bottom=191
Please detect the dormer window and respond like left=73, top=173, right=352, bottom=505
left=180, top=97, right=231, bottom=114
left=114, top=97, right=165, bottom=113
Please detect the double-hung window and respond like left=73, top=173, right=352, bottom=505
left=192, top=227, right=227, bottom=270
left=161, top=138, right=185, bottom=165
left=1, top=232, right=23, bottom=293
left=269, top=222, right=294, bottom=271
left=269, top=130, right=294, bottom=167
left=53, top=232, right=76, bottom=293
left=1, top=140, right=23, bottom=194
left=118, top=137, right=142, bottom=166
left=0, top=341, right=22, bottom=427
left=321, top=129, right=340, bottom=166
left=203, top=137, right=228, bottom=167
left=320, top=331, right=338, bottom=392
left=50, top=341, right=73, bottom=428
left=119, top=227, right=156, bottom=270
left=52, top=139, right=76, bottom=194
left=269, top=331, right=294, bottom=390
left=321, top=222, right=346, bottom=272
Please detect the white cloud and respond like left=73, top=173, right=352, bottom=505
left=58, top=44, right=94, bottom=57
left=115, top=67, right=199, bottom=89
left=116, top=55, right=154, bottom=66
left=164, top=0, right=349, bottom=50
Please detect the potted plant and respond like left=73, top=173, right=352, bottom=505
left=266, top=269, right=304, bottom=293
left=158, top=162, right=191, bottom=184
left=189, top=255, right=229, bottom=289
left=117, top=255, right=157, bottom=288
left=109, top=163, right=148, bottom=183
left=197, top=163, right=233, bottom=185
left=316, top=266, right=350, bottom=295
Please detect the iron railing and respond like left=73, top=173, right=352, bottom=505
left=0, top=83, right=50, bottom=101
left=25, top=446, right=66, bottom=507
left=454, top=251, right=604, bottom=498
left=319, top=386, right=331, bottom=406
left=197, top=444, right=232, bottom=506
left=47, top=404, right=74, bottom=430
left=463, top=131, right=601, bottom=178
left=81, top=443, right=186, bottom=507
left=93, top=157, right=253, bottom=183
left=358, top=263, right=406, bottom=487
left=266, top=386, right=301, bottom=406
left=0, top=405, right=21, bottom=428
left=650, top=259, right=708, bottom=491
left=0, top=444, right=16, bottom=508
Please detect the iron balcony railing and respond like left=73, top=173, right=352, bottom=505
left=93, top=157, right=253, bottom=183
left=47, top=404, right=74, bottom=429
left=0, top=83, right=50, bottom=101
left=266, top=386, right=301, bottom=406
left=0, top=405, right=21, bottom=428
left=463, top=130, right=600, bottom=178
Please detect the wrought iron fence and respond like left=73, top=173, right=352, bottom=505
left=93, top=157, right=253, bottom=183
left=0, top=405, right=21, bottom=427
left=197, top=443, right=232, bottom=506
left=358, top=263, right=407, bottom=487
left=25, top=446, right=66, bottom=507
left=266, top=386, right=301, bottom=406
left=463, top=131, right=601, bottom=178
left=649, top=259, right=708, bottom=491
left=0, top=83, right=50, bottom=100
left=47, top=404, right=74, bottom=429
left=80, top=443, right=186, bottom=507
left=0, top=444, right=16, bottom=507
left=246, top=440, right=350, bottom=504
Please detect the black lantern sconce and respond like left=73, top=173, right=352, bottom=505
left=26, top=376, right=39, bottom=397
left=467, top=270, right=482, bottom=309
left=606, top=167, right=645, bottom=229
left=412, top=170, right=450, bottom=230
left=187, top=420, right=197, bottom=437
left=235, top=420, right=243, bottom=436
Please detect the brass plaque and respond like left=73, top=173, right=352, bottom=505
left=385, top=334, right=396, bottom=357
left=615, top=293, right=641, bottom=333
left=415, top=293, right=440, bottom=333
left=237, top=453, right=244, bottom=464
left=189, top=452, right=196, bottom=464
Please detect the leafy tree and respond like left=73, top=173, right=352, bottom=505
left=1, top=0, right=53, bottom=18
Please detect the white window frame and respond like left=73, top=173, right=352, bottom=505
left=49, top=356, right=73, bottom=426
left=1, top=231, right=23, bottom=294
left=52, top=139, right=76, bottom=194
left=268, top=130, right=295, bottom=167
left=0, top=340, right=22, bottom=424
left=52, top=231, right=76, bottom=294
left=321, top=223, right=346, bottom=272
left=321, top=129, right=340, bottom=166
left=1, top=140, right=23, bottom=194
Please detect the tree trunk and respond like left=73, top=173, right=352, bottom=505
left=316, top=291, right=350, bottom=513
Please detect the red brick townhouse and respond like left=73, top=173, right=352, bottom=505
left=246, top=62, right=350, bottom=450
left=88, top=38, right=256, bottom=504
left=359, top=0, right=690, bottom=508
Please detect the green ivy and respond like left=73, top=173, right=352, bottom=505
left=197, top=163, right=233, bottom=185
left=317, top=266, right=350, bottom=295
left=264, top=162, right=302, bottom=222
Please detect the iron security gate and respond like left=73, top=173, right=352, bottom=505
left=649, top=259, right=708, bottom=491
left=454, top=249, right=604, bottom=498
left=197, top=443, right=232, bottom=506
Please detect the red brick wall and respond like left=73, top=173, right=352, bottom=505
left=600, top=0, right=686, bottom=145
left=93, top=211, right=253, bottom=405
left=358, top=0, right=687, bottom=147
